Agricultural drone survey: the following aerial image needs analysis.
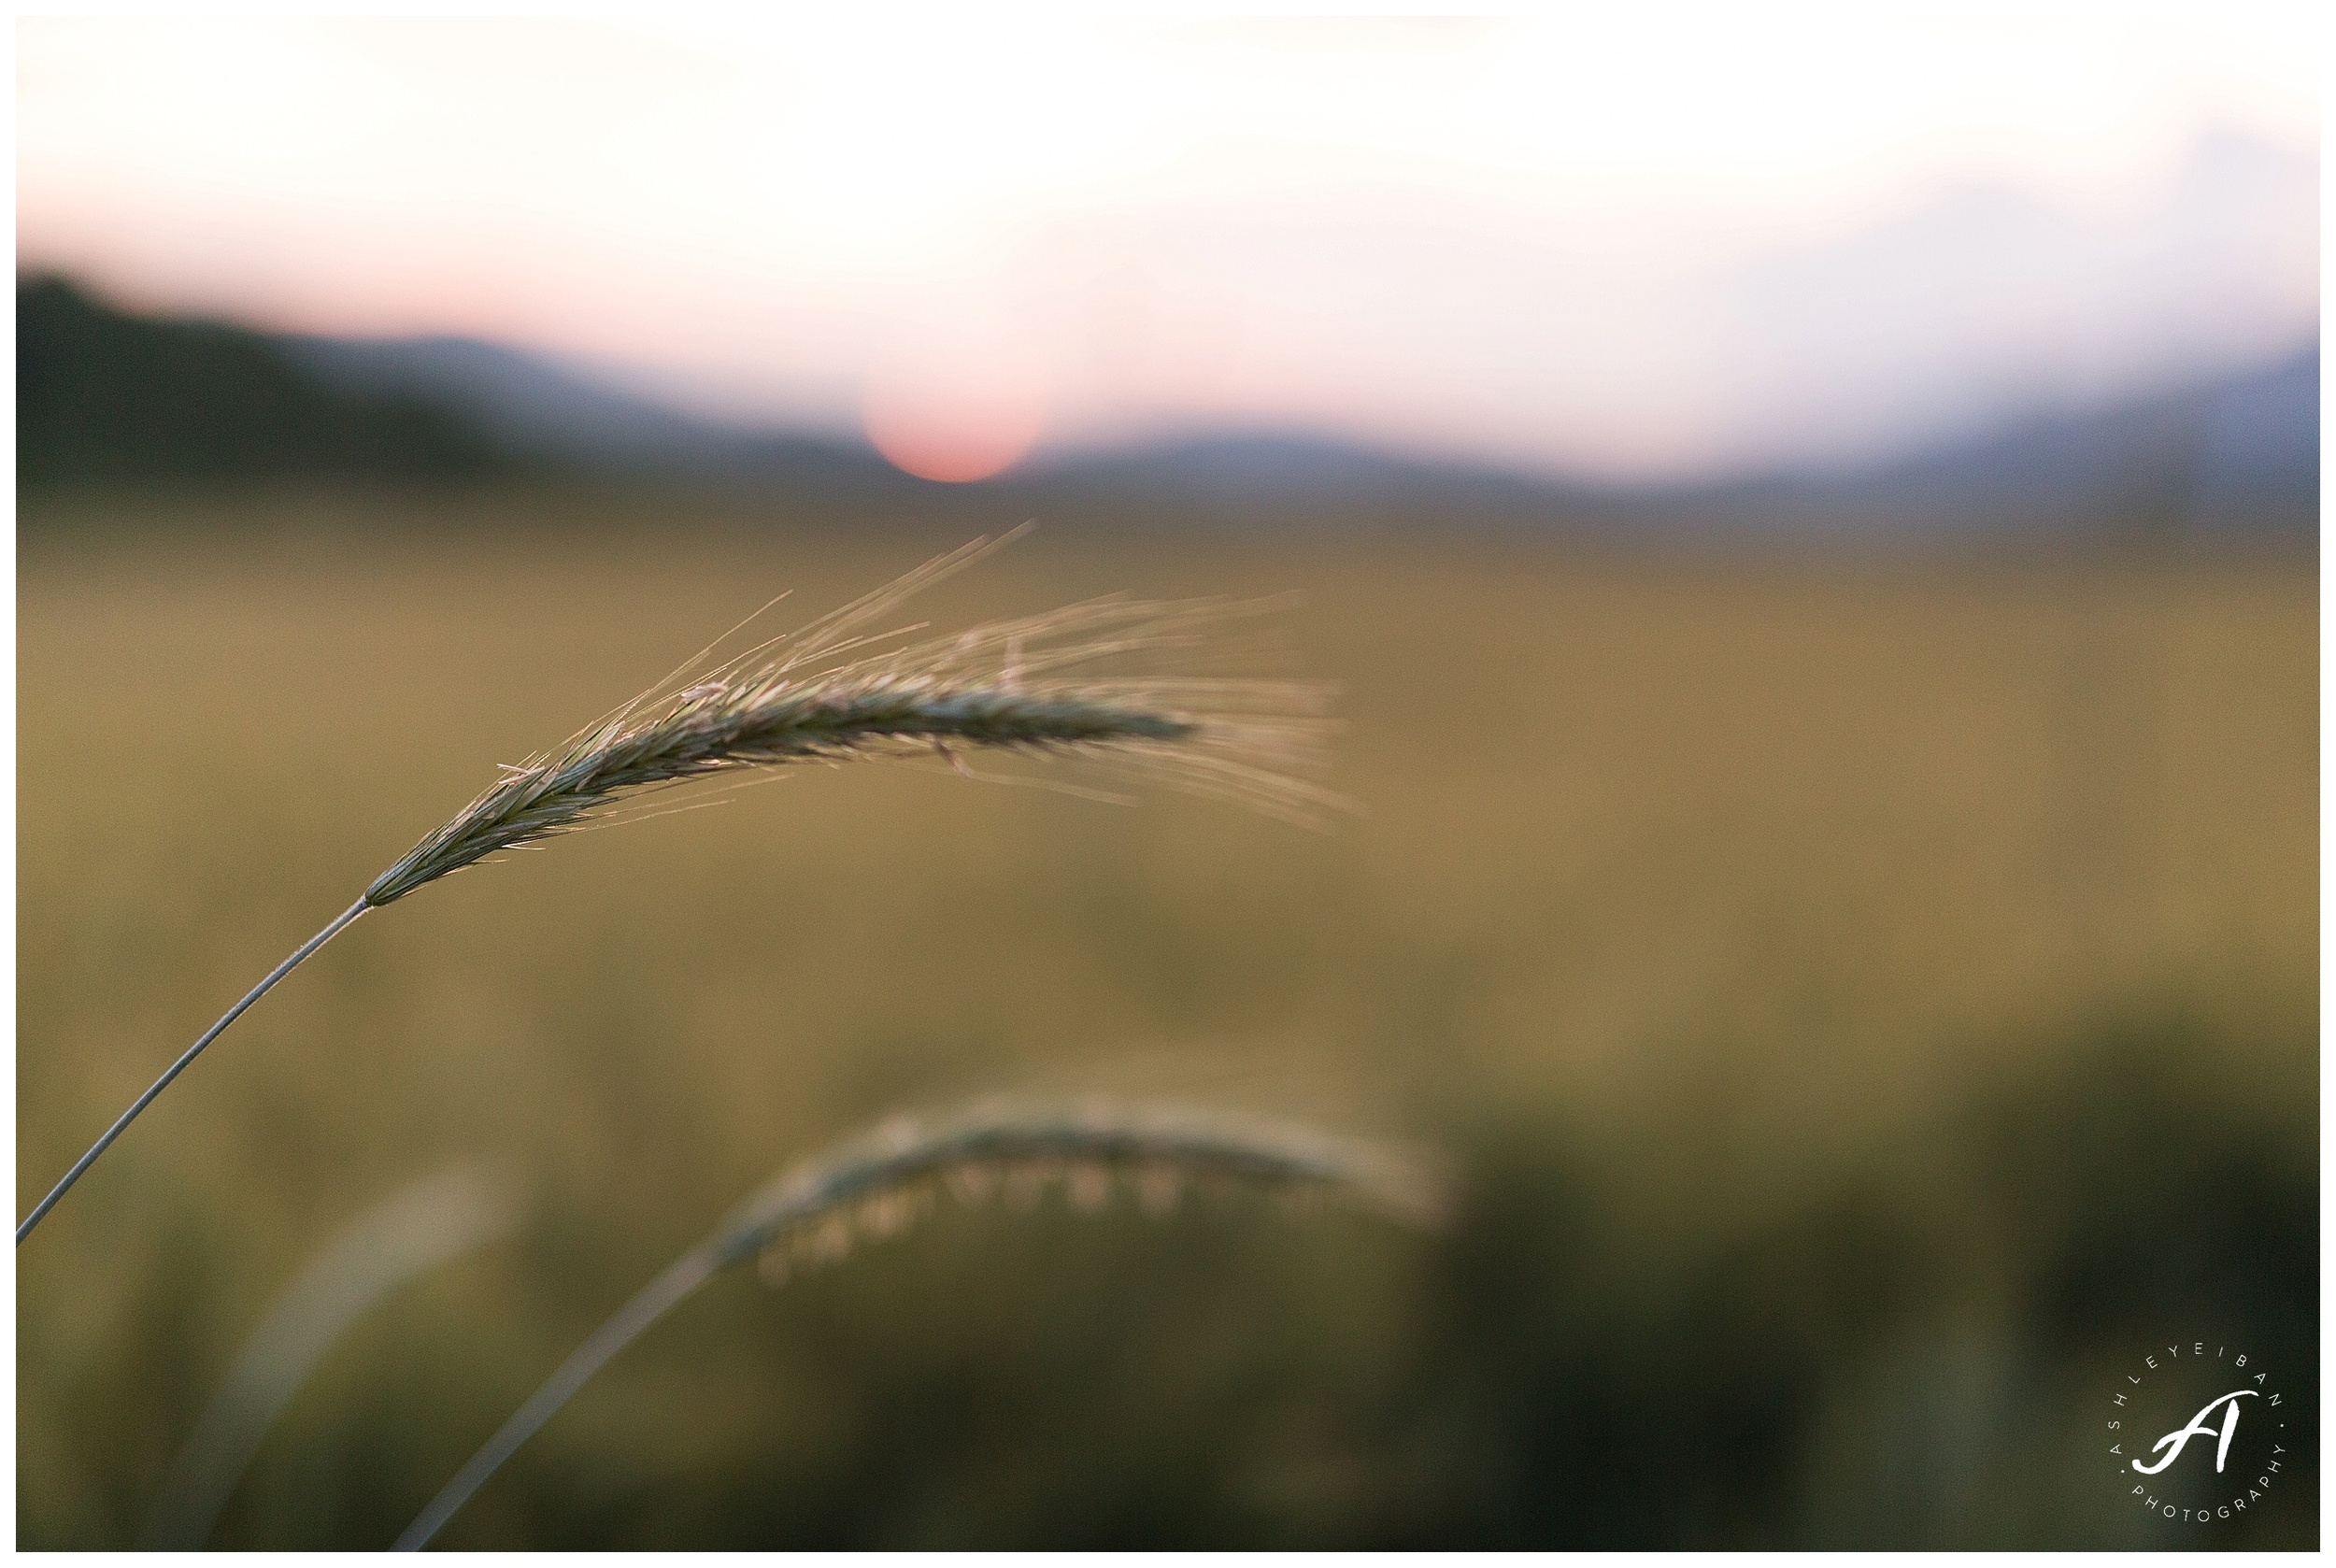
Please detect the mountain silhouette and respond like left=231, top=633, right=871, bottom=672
left=1679, top=347, right=2318, bottom=542
left=278, top=333, right=910, bottom=493
left=264, top=321, right=2327, bottom=541
left=18, top=275, right=2317, bottom=544
left=17, top=276, right=510, bottom=488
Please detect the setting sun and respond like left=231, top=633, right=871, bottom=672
left=860, top=340, right=1047, bottom=482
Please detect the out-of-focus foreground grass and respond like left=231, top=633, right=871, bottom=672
left=18, top=492, right=2315, bottom=1547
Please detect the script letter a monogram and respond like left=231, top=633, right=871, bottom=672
left=2131, top=1391, right=2256, bottom=1475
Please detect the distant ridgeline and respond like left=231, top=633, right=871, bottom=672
left=15, top=273, right=2317, bottom=546
left=17, top=276, right=513, bottom=489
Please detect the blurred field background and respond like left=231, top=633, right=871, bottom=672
left=17, top=14, right=2320, bottom=1551
left=18, top=489, right=2314, bottom=1548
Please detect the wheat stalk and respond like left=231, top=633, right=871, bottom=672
left=19, top=533, right=1344, bottom=1243
left=395, top=1095, right=1445, bottom=1550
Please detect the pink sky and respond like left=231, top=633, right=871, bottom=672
left=17, top=12, right=2320, bottom=481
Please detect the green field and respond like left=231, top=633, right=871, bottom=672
left=17, top=492, right=2316, bottom=1547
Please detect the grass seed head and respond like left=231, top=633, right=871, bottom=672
left=707, top=1094, right=1447, bottom=1270
left=399, top=1095, right=1443, bottom=1550
left=365, top=532, right=1346, bottom=906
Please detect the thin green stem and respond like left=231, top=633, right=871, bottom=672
left=17, top=899, right=371, bottom=1246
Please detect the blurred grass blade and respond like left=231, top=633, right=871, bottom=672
left=140, top=1163, right=522, bottom=1548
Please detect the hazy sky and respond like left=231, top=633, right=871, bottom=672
left=18, top=11, right=2320, bottom=481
